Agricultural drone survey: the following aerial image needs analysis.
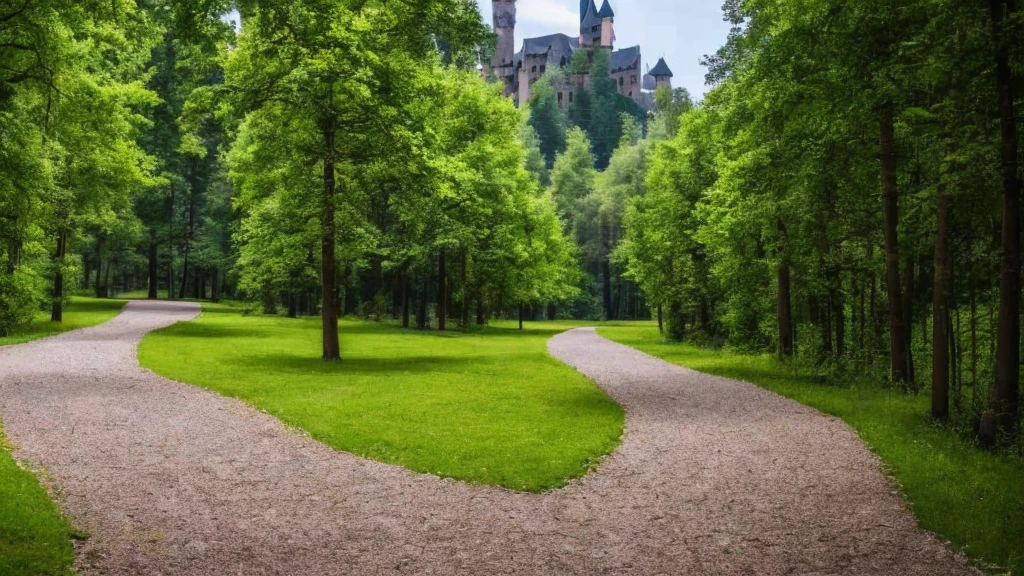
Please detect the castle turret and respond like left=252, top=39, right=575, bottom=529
left=580, top=0, right=601, bottom=47
left=597, top=0, right=615, bottom=48
left=492, top=0, right=517, bottom=96
left=649, top=57, right=673, bottom=89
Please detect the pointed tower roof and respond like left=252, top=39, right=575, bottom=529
left=581, top=0, right=602, bottom=31
left=649, top=57, right=673, bottom=77
left=597, top=0, right=615, bottom=19
left=580, top=0, right=590, bottom=21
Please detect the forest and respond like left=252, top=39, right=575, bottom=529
left=1, top=0, right=1022, bottom=445
left=1, top=0, right=1024, bottom=573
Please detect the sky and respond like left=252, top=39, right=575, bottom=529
left=477, top=0, right=732, bottom=98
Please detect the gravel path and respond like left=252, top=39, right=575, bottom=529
left=0, top=301, right=976, bottom=575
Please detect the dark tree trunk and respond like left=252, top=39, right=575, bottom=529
left=833, top=277, right=845, bottom=357
left=320, top=124, right=341, bottom=361
left=547, top=303, right=556, bottom=321
left=83, top=258, right=91, bottom=290
left=210, top=267, right=220, bottom=303
left=657, top=304, right=664, bottom=334
left=288, top=292, right=298, bottom=318
left=932, top=184, right=951, bottom=420
left=461, top=252, right=469, bottom=328
left=148, top=235, right=159, bottom=299
left=858, top=281, right=866, bottom=354
left=518, top=303, right=523, bottom=330
left=437, top=251, right=447, bottom=331
left=402, top=274, right=410, bottom=328
left=983, top=0, right=1022, bottom=444
left=94, top=236, right=104, bottom=298
left=50, top=227, right=67, bottom=322
left=476, top=296, right=485, bottom=326
left=880, top=103, right=910, bottom=384
left=167, top=184, right=176, bottom=301
left=903, top=255, right=916, bottom=384
left=778, top=258, right=794, bottom=357
left=417, top=268, right=429, bottom=330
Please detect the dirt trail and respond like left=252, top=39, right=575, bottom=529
left=0, top=301, right=975, bottom=575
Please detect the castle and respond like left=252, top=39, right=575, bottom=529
left=488, top=0, right=673, bottom=109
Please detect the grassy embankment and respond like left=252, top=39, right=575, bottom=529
left=0, top=297, right=126, bottom=347
left=140, top=303, right=624, bottom=492
left=0, top=428, right=77, bottom=576
left=598, top=323, right=1024, bottom=573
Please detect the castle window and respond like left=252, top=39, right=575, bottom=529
left=558, top=92, right=564, bottom=106
left=569, top=92, right=574, bottom=103
left=540, top=65, right=546, bottom=74
left=629, top=91, right=633, bottom=98
left=531, top=65, right=537, bottom=72
left=631, top=75, right=637, bottom=84
left=619, top=77, right=624, bottom=87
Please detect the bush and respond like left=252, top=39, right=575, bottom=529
left=0, top=269, right=42, bottom=336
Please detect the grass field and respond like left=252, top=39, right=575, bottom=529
left=139, top=305, right=624, bottom=491
left=598, top=323, right=1024, bottom=573
left=0, top=427, right=75, bottom=576
left=0, top=297, right=127, bottom=347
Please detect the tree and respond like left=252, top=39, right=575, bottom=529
left=221, top=0, right=487, bottom=360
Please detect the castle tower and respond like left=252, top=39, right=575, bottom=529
left=597, top=0, right=615, bottom=48
left=492, top=0, right=516, bottom=96
left=649, top=58, right=674, bottom=90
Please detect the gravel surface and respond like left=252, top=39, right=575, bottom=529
left=0, top=301, right=977, bottom=575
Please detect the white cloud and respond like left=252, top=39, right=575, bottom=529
left=516, top=0, right=579, bottom=31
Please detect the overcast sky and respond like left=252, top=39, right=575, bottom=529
left=477, top=0, right=732, bottom=98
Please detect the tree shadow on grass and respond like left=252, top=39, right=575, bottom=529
left=233, top=353, right=485, bottom=375
left=152, top=322, right=280, bottom=340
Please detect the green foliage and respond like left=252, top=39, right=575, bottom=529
left=140, top=304, right=624, bottom=491
left=526, top=70, right=567, bottom=167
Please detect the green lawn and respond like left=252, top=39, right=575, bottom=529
left=139, top=304, right=623, bottom=491
left=0, top=427, right=75, bottom=576
left=0, top=297, right=127, bottom=347
left=598, top=323, right=1024, bottom=574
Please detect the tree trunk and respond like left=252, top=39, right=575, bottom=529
left=50, top=227, right=67, bottom=322
left=210, top=267, right=220, bottom=303
left=983, top=0, right=1022, bottom=444
left=402, top=273, right=410, bottom=328
left=833, top=277, right=845, bottom=357
left=657, top=304, right=664, bottom=334
left=437, top=250, right=447, bottom=331
left=93, top=236, right=105, bottom=298
left=903, top=255, right=916, bottom=384
left=148, top=234, right=159, bottom=299
left=518, top=303, right=524, bottom=330
left=880, top=103, right=910, bottom=384
left=320, top=124, right=341, bottom=361
left=778, top=258, right=794, bottom=357
left=461, top=252, right=469, bottom=328
left=167, top=184, right=176, bottom=301
left=476, top=295, right=485, bottom=326
left=932, top=184, right=951, bottom=419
